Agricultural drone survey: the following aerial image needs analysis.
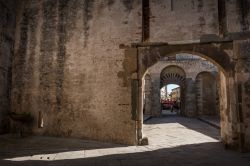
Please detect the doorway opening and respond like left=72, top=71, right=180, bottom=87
left=161, top=84, right=181, bottom=116
left=141, top=52, right=225, bottom=147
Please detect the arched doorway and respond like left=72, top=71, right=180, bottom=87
left=161, top=84, right=180, bottom=114
left=136, top=43, right=237, bottom=148
left=160, top=65, right=186, bottom=115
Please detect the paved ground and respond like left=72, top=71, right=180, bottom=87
left=0, top=115, right=250, bottom=166
left=198, top=115, right=220, bottom=129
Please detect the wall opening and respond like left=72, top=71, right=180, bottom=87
left=140, top=52, right=227, bottom=147
left=161, top=84, right=181, bottom=115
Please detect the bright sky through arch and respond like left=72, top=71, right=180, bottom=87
left=167, top=84, right=179, bottom=93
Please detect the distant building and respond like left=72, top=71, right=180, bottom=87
left=170, top=87, right=180, bottom=101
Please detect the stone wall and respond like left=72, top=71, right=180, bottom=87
left=195, top=72, right=218, bottom=116
left=12, top=0, right=141, bottom=145
left=143, top=74, right=152, bottom=115
left=0, top=0, right=16, bottom=133
left=227, top=0, right=250, bottom=33
left=234, top=40, right=250, bottom=151
left=149, top=0, right=250, bottom=43
left=150, top=0, right=218, bottom=43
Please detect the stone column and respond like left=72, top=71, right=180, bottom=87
left=185, top=78, right=197, bottom=117
left=143, top=75, right=153, bottom=115
left=151, top=79, right=161, bottom=117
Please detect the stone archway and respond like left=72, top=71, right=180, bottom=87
left=160, top=65, right=186, bottom=115
left=160, top=65, right=186, bottom=86
left=134, top=42, right=240, bottom=149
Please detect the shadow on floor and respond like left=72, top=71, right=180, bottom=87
left=1, top=142, right=250, bottom=166
left=0, top=134, right=128, bottom=159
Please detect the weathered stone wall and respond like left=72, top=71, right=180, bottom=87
left=234, top=40, right=250, bottom=151
left=195, top=72, right=218, bottom=116
left=12, top=0, right=141, bottom=145
left=149, top=0, right=250, bottom=43
left=0, top=0, right=16, bottom=133
left=227, top=0, right=250, bottom=33
left=144, top=57, right=218, bottom=117
left=143, top=74, right=152, bottom=115
left=150, top=0, right=219, bottom=43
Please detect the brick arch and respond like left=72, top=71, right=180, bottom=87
left=160, top=65, right=186, bottom=88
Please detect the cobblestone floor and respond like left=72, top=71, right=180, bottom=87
left=0, top=115, right=250, bottom=166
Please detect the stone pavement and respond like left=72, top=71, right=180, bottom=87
left=0, top=115, right=250, bottom=166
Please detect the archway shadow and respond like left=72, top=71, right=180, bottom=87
left=0, top=135, right=128, bottom=159
left=1, top=142, right=250, bottom=166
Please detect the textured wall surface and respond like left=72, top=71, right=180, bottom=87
left=227, top=0, right=250, bottom=33
left=143, top=74, right=152, bottom=115
left=0, top=0, right=16, bottom=133
left=150, top=0, right=250, bottom=43
left=150, top=0, right=219, bottom=43
left=12, top=0, right=141, bottom=144
left=234, top=40, right=250, bottom=150
left=196, top=72, right=218, bottom=116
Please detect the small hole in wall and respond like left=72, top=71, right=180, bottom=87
left=38, top=111, right=44, bottom=128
